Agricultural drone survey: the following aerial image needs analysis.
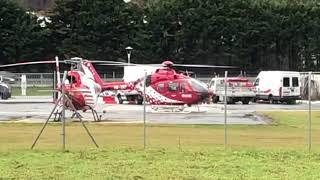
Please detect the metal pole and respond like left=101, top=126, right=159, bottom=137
left=53, top=71, right=56, bottom=100
left=113, top=71, right=115, bottom=81
left=62, top=95, right=66, bottom=150
left=61, top=71, right=67, bottom=150
left=308, top=71, right=312, bottom=151
left=224, top=71, right=228, bottom=148
left=143, top=71, right=147, bottom=149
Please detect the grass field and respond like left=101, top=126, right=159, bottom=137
left=0, top=111, right=320, bottom=179
left=11, top=86, right=52, bottom=96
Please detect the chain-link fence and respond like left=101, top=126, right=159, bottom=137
left=1, top=71, right=320, bottom=151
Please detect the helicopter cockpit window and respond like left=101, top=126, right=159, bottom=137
left=67, top=75, right=76, bottom=84
left=157, top=83, right=164, bottom=91
left=189, top=79, right=208, bottom=93
left=146, top=75, right=151, bottom=87
left=168, top=82, right=179, bottom=92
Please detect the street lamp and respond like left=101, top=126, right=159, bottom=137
left=125, top=46, right=133, bottom=64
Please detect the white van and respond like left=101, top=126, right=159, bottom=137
left=254, top=71, right=301, bottom=104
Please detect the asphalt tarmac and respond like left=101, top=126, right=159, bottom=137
left=0, top=96, right=319, bottom=124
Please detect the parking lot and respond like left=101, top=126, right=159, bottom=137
left=0, top=97, right=318, bottom=124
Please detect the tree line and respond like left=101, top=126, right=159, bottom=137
left=1, top=0, right=320, bottom=72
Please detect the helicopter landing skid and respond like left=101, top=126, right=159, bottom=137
left=71, top=111, right=83, bottom=119
left=150, top=105, right=186, bottom=113
left=90, top=108, right=101, bottom=122
left=52, top=108, right=101, bottom=122
left=150, top=104, right=207, bottom=113
left=53, top=109, right=62, bottom=122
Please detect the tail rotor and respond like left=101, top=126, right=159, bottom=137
left=55, top=56, right=62, bottom=89
left=54, top=56, right=62, bottom=101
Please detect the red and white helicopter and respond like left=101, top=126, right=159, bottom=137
left=0, top=57, right=130, bottom=121
left=0, top=57, right=235, bottom=119
left=98, top=60, right=236, bottom=110
left=120, top=61, right=213, bottom=105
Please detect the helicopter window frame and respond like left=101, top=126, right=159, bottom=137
left=168, top=82, right=179, bottom=92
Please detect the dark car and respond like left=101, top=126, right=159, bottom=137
left=0, top=81, right=11, bottom=100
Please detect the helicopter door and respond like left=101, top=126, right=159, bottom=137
left=167, top=81, right=180, bottom=99
left=180, top=82, right=193, bottom=100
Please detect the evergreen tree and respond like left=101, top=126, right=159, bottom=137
left=0, top=0, right=50, bottom=67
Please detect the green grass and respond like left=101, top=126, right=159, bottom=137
left=1, top=148, right=320, bottom=179
left=11, top=86, right=53, bottom=96
left=0, top=111, right=320, bottom=179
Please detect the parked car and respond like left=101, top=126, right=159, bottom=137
left=116, top=89, right=143, bottom=105
left=0, top=76, right=12, bottom=100
left=254, top=71, right=301, bottom=104
left=99, top=90, right=117, bottom=104
left=209, top=77, right=255, bottom=104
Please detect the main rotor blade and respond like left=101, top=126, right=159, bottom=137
left=88, top=60, right=129, bottom=64
left=96, top=62, right=237, bottom=68
left=173, top=64, right=238, bottom=68
left=96, top=63, right=136, bottom=66
left=0, top=60, right=62, bottom=68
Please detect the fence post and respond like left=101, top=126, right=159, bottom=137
left=143, top=71, right=147, bottom=149
left=308, top=71, right=312, bottom=152
left=40, top=74, right=44, bottom=86
left=21, top=74, right=27, bottom=96
left=224, top=71, right=228, bottom=148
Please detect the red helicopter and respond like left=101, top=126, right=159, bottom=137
left=128, top=61, right=213, bottom=106
left=0, top=57, right=130, bottom=121
left=98, top=60, right=236, bottom=108
left=0, top=57, right=235, bottom=118
left=65, top=58, right=219, bottom=108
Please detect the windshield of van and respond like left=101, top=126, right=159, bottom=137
left=254, top=78, right=259, bottom=86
